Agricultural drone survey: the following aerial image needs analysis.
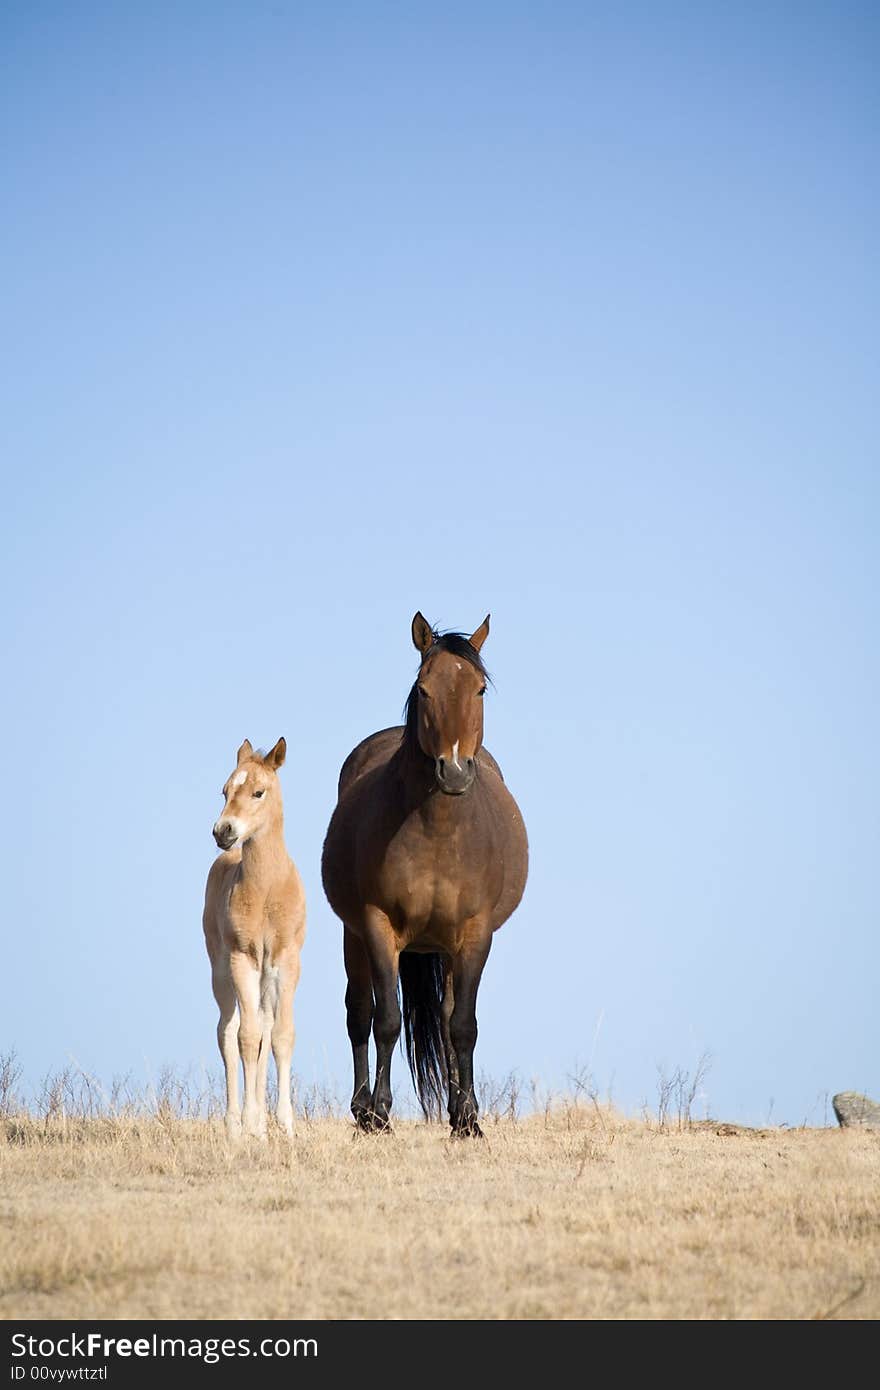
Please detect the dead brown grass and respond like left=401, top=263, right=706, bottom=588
left=1, top=1102, right=877, bottom=1321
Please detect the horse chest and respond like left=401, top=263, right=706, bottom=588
left=224, top=881, right=277, bottom=957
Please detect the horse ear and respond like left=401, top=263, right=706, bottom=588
left=469, top=614, right=490, bottom=652
left=412, top=611, right=434, bottom=653
left=236, top=739, right=253, bottom=766
left=264, top=737, right=286, bottom=770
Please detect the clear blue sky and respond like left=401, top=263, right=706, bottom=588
left=3, top=2, right=877, bottom=1127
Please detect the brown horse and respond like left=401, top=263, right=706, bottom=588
left=321, top=612, right=528, bottom=1136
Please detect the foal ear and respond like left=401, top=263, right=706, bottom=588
left=469, top=614, right=490, bottom=652
left=236, top=739, right=253, bottom=766
left=411, top=611, right=435, bottom=654
left=264, top=737, right=286, bottom=770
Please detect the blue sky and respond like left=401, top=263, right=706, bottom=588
left=3, top=2, right=877, bottom=1126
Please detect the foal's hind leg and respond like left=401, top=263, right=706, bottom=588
left=271, top=949, right=300, bottom=1136
left=344, top=926, right=374, bottom=1129
left=212, top=963, right=241, bottom=1139
left=256, top=976, right=274, bottom=1127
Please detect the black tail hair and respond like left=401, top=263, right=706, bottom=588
left=398, top=952, right=447, bottom=1118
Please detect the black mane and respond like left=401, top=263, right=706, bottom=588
left=402, top=630, right=491, bottom=750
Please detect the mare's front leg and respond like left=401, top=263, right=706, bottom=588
left=344, top=926, right=374, bottom=1129
left=363, top=907, right=401, bottom=1132
left=450, top=928, right=492, bottom=1138
left=230, top=950, right=267, bottom=1139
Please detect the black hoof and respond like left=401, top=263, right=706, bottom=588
left=353, top=1108, right=392, bottom=1134
left=370, top=1103, right=393, bottom=1133
left=451, top=1116, right=484, bottom=1139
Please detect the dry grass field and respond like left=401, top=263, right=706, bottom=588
left=1, top=1071, right=878, bottom=1321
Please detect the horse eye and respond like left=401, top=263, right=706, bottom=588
left=418, top=685, right=429, bottom=698
left=253, top=789, right=265, bottom=799
left=478, top=687, right=486, bottom=696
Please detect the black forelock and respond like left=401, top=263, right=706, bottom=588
left=402, top=629, right=492, bottom=736
left=427, top=630, right=490, bottom=678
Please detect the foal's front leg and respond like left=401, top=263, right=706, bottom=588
left=212, top=963, right=241, bottom=1139
left=230, top=951, right=267, bottom=1139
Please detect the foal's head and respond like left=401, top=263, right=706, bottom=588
left=407, top=611, right=491, bottom=795
left=212, top=738, right=286, bottom=850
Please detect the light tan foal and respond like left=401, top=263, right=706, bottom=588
left=202, top=738, right=306, bottom=1138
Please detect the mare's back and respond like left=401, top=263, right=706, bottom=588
left=336, top=727, right=404, bottom=798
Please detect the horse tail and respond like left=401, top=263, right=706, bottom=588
left=398, top=952, right=447, bottom=1118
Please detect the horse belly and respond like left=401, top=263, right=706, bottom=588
left=378, top=837, right=503, bottom=942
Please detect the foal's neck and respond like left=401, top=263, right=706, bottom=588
left=240, top=814, right=288, bottom=880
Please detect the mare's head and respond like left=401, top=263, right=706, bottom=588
left=406, top=611, right=491, bottom=795
left=212, top=738, right=286, bottom=849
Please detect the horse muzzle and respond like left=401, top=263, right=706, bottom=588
left=435, top=755, right=476, bottom=795
left=213, top=821, right=239, bottom=850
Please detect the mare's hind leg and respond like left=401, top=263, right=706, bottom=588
left=344, top=926, right=374, bottom=1129
left=212, top=964, right=241, bottom=1139
left=440, top=957, right=461, bottom=1125
left=450, top=929, right=492, bottom=1138
left=363, top=907, right=401, bottom=1132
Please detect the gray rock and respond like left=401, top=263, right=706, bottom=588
left=832, top=1091, right=880, bottom=1130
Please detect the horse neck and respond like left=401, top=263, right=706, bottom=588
left=390, top=725, right=434, bottom=806
left=390, top=740, right=471, bottom=823
left=239, top=811, right=288, bottom=883
left=393, top=687, right=433, bottom=799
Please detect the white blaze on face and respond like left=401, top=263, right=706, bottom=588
left=214, top=767, right=250, bottom=842
left=451, top=740, right=461, bottom=770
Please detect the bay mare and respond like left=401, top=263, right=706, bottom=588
left=321, top=613, right=528, bottom=1136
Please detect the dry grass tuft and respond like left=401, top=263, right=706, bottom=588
left=1, top=1059, right=877, bottom=1321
